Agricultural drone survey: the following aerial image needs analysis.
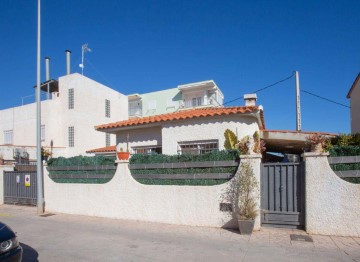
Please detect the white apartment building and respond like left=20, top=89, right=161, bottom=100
left=0, top=72, right=128, bottom=161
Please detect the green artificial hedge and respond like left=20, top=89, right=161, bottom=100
left=329, top=146, right=360, bottom=184
left=129, top=150, right=239, bottom=164
left=129, top=150, right=239, bottom=186
left=47, top=155, right=116, bottom=184
left=47, top=155, right=116, bottom=166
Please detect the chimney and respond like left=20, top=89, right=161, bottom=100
left=45, top=57, right=50, bottom=81
left=65, top=50, right=71, bottom=75
left=244, top=94, right=257, bottom=106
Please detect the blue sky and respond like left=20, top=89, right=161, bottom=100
left=0, top=0, right=359, bottom=133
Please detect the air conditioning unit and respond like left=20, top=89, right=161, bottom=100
left=13, top=148, right=20, bottom=158
left=22, top=151, right=29, bottom=159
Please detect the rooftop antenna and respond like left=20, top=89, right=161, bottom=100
left=79, top=43, right=91, bottom=75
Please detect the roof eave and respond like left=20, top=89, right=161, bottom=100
left=347, top=73, right=360, bottom=99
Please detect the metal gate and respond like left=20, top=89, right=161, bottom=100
left=261, top=162, right=305, bottom=228
left=3, top=171, right=37, bottom=206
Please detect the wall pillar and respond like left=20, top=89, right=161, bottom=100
left=239, top=154, right=262, bottom=230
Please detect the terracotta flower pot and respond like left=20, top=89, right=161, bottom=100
left=117, top=152, right=130, bottom=160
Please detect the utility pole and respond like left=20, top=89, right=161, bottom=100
left=295, top=71, right=301, bottom=131
left=36, top=0, right=44, bottom=215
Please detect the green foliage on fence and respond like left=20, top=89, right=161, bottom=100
left=129, top=150, right=239, bottom=186
left=47, top=155, right=116, bottom=184
left=137, top=179, right=229, bottom=186
left=51, top=178, right=111, bottom=184
left=131, top=167, right=236, bottom=175
left=129, top=150, right=239, bottom=164
left=47, top=155, right=116, bottom=167
left=329, top=146, right=360, bottom=157
left=329, top=145, right=360, bottom=184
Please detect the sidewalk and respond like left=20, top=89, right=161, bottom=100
left=0, top=205, right=359, bottom=261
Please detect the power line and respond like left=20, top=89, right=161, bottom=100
left=222, top=72, right=295, bottom=105
left=301, top=89, right=350, bottom=109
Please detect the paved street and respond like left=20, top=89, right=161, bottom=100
left=0, top=205, right=359, bottom=262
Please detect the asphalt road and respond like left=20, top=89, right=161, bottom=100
left=0, top=205, right=359, bottom=262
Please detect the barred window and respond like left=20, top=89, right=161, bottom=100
left=68, top=88, right=74, bottom=109
left=178, top=140, right=218, bottom=155
left=68, top=126, right=74, bottom=147
left=132, top=146, right=162, bottom=155
left=105, top=99, right=110, bottom=118
left=4, top=130, right=13, bottom=145
left=106, top=133, right=111, bottom=147
left=41, top=125, right=45, bottom=142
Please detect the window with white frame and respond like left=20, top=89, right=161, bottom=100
left=106, top=133, right=111, bottom=147
left=68, top=126, right=74, bottom=147
left=178, top=140, right=218, bottom=155
left=105, top=99, right=111, bottom=118
left=4, top=130, right=13, bottom=145
left=68, top=88, right=74, bottom=109
left=41, top=125, right=45, bottom=142
left=129, top=100, right=142, bottom=117
left=132, top=146, right=162, bottom=155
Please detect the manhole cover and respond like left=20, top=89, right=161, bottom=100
left=40, top=213, right=55, bottom=217
left=290, top=234, right=313, bottom=242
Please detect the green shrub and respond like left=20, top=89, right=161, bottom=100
left=47, top=155, right=116, bottom=166
left=129, top=150, right=239, bottom=164
left=329, top=146, right=360, bottom=157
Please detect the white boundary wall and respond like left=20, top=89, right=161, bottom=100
left=304, top=152, right=360, bottom=237
left=44, top=155, right=261, bottom=229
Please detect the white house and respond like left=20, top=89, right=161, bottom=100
left=347, top=72, right=360, bottom=134
left=0, top=72, right=128, bottom=161
left=91, top=95, right=264, bottom=156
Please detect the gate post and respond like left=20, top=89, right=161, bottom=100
left=239, top=154, right=262, bottom=230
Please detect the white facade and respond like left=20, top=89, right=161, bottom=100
left=114, top=112, right=262, bottom=155
left=0, top=73, right=128, bottom=160
left=347, top=73, right=360, bottom=134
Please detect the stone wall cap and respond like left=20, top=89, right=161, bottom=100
left=301, top=152, right=330, bottom=157
left=115, top=160, right=129, bottom=164
left=239, top=154, right=262, bottom=159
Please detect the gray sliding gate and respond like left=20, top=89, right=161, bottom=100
left=261, top=162, right=305, bottom=228
left=3, top=171, right=37, bottom=206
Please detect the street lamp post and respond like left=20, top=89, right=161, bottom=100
left=36, top=0, right=44, bottom=215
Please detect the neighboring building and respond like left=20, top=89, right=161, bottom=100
left=0, top=73, right=128, bottom=161
left=127, top=80, right=224, bottom=118
left=347, top=73, right=360, bottom=134
left=90, top=94, right=264, bottom=156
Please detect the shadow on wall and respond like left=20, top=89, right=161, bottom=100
left=20, top=242, right=39, bottom=262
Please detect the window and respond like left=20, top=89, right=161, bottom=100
left=132, top=146, right=162, bottom=155
left=178, top=140, right=218, bottom=155
left=105, top=99, right=111, bottom=118
left=106, top=133, right=111, bottom=147
left=41, top=125, right=45, bottom=142
left=68, top=126, right=74, bottom=147
left=128, top=100, right=142, bottom=117
left=190, top=97, right=203, bottom=107
left=4, top=130, right=13, bottom=145
left=68, top=88, right=74, bottom=109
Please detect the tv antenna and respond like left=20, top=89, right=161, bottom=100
left=79, top=43, right=91, bottom=75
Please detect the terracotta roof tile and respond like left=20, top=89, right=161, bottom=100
left=86, top=145, right=116, bottom=153
left=95, top=106, right=265, bottom=130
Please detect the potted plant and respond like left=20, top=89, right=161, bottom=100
left=236, top=162, right=259, bottom=235
left=41, top=147, right=51, bottom=161
left=117, top=147, right=130, bottom=160
left=306, top=133, right=329, bottom=153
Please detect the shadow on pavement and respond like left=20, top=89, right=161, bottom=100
left=20, top=242, right=39, bottom=262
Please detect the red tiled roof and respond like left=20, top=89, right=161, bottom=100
left=95, top=106, right=265, bottom=130
left=347, top=72, right=360, bottom=99
left=86, top=145, right=116, bottom=153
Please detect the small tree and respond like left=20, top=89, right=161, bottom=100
left=236, top=162, right=259, bottom=220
